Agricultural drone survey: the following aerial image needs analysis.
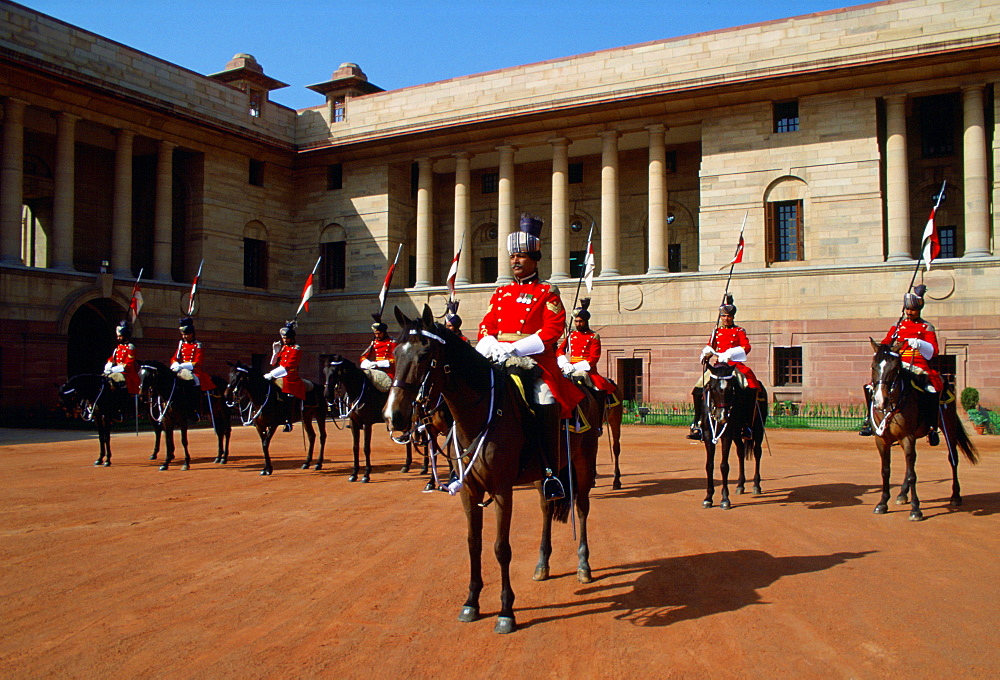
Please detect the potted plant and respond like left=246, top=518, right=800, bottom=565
left=961, top=387, right=980, bottom=413
left=968, top=408, right=990, bottom=435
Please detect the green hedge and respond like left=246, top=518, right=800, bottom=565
left=620, top=401, right=866, bottom=431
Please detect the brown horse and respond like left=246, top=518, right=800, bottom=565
left=384, top=305, right=601, bottom=634
left=867, top=340, right=979, bottom=520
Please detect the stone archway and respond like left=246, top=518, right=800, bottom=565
left=66, top=298, right=125, bottom=378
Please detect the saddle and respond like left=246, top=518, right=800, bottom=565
left=362, top=369, right=392, bottom=393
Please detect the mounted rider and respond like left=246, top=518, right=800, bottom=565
left=557, top=298, right=618, bottom=430
left=687, top=294, right=762, bottom=441
left=360, top=313, right=397, bottom=391
left=476, top=213, right=585, bottom=500
left=170, top=317, right=215, bottom=420
left=860, top=284, right=943, bottom=444
left=104, top=319, right=140, bottom=419
left=265, top=320, right=306, bottom=432
left=444, top=299, right=470, bottom=343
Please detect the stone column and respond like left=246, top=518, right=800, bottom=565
left=962, top=85, right=990, bottom=258
left=453, top=152, right=472, bottom=285
left=599, top=131, right=620, bottom=276
left=0, top=97, right=27, bottom=265
left=415, top=156, right=433, bottom=287
left=52, top=112, right=79, bottom=271
left=153, top=141, right=175, bottom=280
left=885, top=95, right=911, bottom=262
left=496, top=144, right=517, bottom=283
left=646, top=124, right=668, bottom=274
left=112, top=129, right=134, bottom=276
left=549, top=138, right=570, bottom=280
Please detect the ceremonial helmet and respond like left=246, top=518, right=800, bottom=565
left=116, top=319, right=132, bottom=341
left=178, top=317, right=196, bottom=334
left=371, top=312, right=387, bottom=333
left=574, top=298, right=592, bottom=322
left=719, top=294, right=737, bottom=316
left=507, top=214, right=543, bottom=261
left=903, top=284, right=926, bottom=311
left=445, top=299, right=462, bottom=330
left=279, top=320, right=297, bottom=340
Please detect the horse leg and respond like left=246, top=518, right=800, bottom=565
left=401, top=441, right=412, bottom=473
left=458, top=488, right=484, bottom=624
left=301, top=416, right=316, bottom=469
left=180, top=425, right=191, bottom=471
left=97, top=419, right=111, bottom=466
left=942, top=411, right=962, bottom=506
left=348, top=423, right=360, bottom=482
left=533, top=484, right=554, bottom=582
left=609, top=412, right=622, bottom=490
left=735, top=438, right=747, bottom=495
left=361, top=425, right=373, bottom=483
left=492, top=492, right=516, bottom=634
left=902, top=437, right=922, bottom=521
left=575, top=486, right=593, bottom=583
left=160, top=426, right=174, bottom=471
left=874, top=437, right=892, bottom=515
left=259, top=423, right=275, bottom=475
left=703, top=442, right=716, bottom=508
left=315, top=409, right=328, bottom=470
left=151, top=422, right=162, bottom=461
left=752, top=435, right=763, bottom=495
left=719, top=438, right=733, bottom=510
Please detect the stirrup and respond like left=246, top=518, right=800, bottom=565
left=858, top=424, right=873, bottom=437
left=283, top=422, right=293, bottom=432
left=542, top=471, right=565, bottom=501
left=686, top=427, right=703, bottom=441
left=927, top=430, right=940, bottom=446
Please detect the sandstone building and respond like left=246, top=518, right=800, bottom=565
left=1, top=0, right=998, bottom=421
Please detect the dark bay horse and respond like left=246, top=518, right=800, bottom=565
left=324, top=355, right=422, bottom=483
left=384, top=305, right=601, bottom=634
left=58, top=374, right=119, bottom=466
left=139, top=361, right=232, bottom=471
left=697, top=362, right=767, bottom=509
left=868, top=340, right=978, bottom=520
left=225, top=361, right=327, bottom=475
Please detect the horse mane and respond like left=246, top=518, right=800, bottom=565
left=139, top=359, right=170, bottom=372
left=422, top=321, right=496, bottom=393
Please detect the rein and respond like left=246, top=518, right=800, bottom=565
left=705, top=373, right=734, bottom=444
left=870, top=353, right=907, bottom=437
left=228, top=366, right=272, bottom=426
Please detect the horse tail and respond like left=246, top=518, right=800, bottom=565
left=951, top=417, right=980, bottom=464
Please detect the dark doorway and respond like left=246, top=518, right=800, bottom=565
left=618, top=357, right=643, bottom=403
left=67, top=298, right=124, bottom=378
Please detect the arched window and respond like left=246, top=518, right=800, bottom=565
left=765, top=177, right=808, bottom=264
left=243, top=221, right=268, bottom=288
left=321, top=223, right=347, bottom=290
left=473, top=221, right=498, bottom=283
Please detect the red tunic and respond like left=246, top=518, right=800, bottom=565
left=108, top=342, right=140, bottom=395
left=274, top=344, right=307, bottom=400
left=711, top=325, right=760, bottom=390
left=361, top=338, right=397, bottom=378
left=170, top=340, right=216, bottom=391
left=478, top=274, right=584, bottom=418
left=558, top=330, right=616, bottom=393
left=881, top=319, right=943, bottom=391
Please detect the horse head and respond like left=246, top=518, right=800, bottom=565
left=323, top=353, right=353, bottom=397
left=225, top=360, right=251, bottom=404
left=705, top=362, right=738, bottom=424
left=137, top=360, right=170, bottom=401
left=384, top=304, right=446, bottom=432
left=869, top=338, right=905, bottom=410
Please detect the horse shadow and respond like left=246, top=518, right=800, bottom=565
left=595, top=475, right=705, bottom=500
left=749, top=482, right=880, bottom=510
left=517, top=549, right=873, bottom=630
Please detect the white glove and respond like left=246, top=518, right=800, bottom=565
left=170, top=362, right=181, bottom=372
left=263, top=370, right=274, bottom=380
left=510, top=334, right=544, bottom=357
left=907, top=338, right=934, bottom=360
left=179, top=362, right=195, bottom=371
left=376, top=359, right=391, bottom=368
left=475, top=335, right=499, bottom=357
left=110, top=365, right=125, bottom=374
left=572, top=360, right=592, bottom=373
left=360, top=359, right=375, bottom=369
left=700, top=346, right=716, bottom=361
left=718, top=347, right=747, bottom=364
left=561, top=363, right=575, bottom=377
left=267, top=365, right=288, bottom=379
left=104, top=361, right=114, bottom=373
left=557, top=354, right=571, bottom=370
left=488, top=342, right=513, bottom=364
left=271, top=341, right=281, bottom=362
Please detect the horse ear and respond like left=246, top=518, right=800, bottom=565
left=394, top=305, right=409, bottom=328
left=421, top=304, right=435, bottom=328
left=869, top=338, right=880, bottom=353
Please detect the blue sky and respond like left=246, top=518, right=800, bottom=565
left=21, top=0, right=858, bottom=111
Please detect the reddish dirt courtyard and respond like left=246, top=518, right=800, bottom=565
left=1, top=423, right=999, bottom=679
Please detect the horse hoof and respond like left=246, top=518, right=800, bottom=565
left=361, top=475, right=370, bottom=483
left=494, top=616, right=516, bottom=635
left=533, top=566, right=549, bottom=582
left=400, top=465, right=410, bottom=473
left=260, top=469, right=271, bottom=476
left=103, top=461, right=111, bottom=467
left=181, top=464, right=189, bottom=471
left=950, top=497, right=963, bottom=507
left=612, top=479, right=622, bottom=490
left=314, top=464, right=323, bottom=471
left=578, top=567, right=593, bottom=584
left=720, top=500, right=732, bottom=510
left=458, top=606, right=479, bottom=623
left=348, top=475, right=357, bottom=482
left=301, top=463, right=310, bottom=470
left=909, top=511, right=924, bottom=521
left=94, top=460, right=102, bottom=466
left=159, top=465, right=168, bottom=471
left=424, top=481, right=435, bottom=492
left=895, top=496, right=908, bottom=505
left=752, top=486, right=762, bottom=496
left=149, top=454, right=157, bottom=460
left=873, top=504, right=888, bottom=515
left=735, top=486, right=745, bottom=495
left=702, top=500, right=713, bottom=508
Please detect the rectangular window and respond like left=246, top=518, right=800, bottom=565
left=327, top=163, right=343, bottom=191
left=938, top=225, right=956, bottom=260
left=481, top=172, right=499, bottom=194
left=665, top=150, right=677, bottom=174
left=774, top=100, right=799, bottom=133
left=568, top=163, right=584, bottom=184
left=569, top=249, right=585, bottom=278
left=249, top=159, right=264, bottom=187
left=480, top=256, right=497, bottom=283
left=918, top=93, right=958, bottom=158
left=668, top=244, right=681, bottom=273
left=322, top=241, right=346, bottom=290
left=774, top=347, right=803, bottom=387
left=243, top=237, right=267, bottom=288
left=332, top=97, right=346, bottom=123
left=766, top=200, right=804, bottom=263
left=249, top=91, right=263, bottom=118
left=407, top=254, right=416, bottom=288
left=618, top=358, right=643, bottom=403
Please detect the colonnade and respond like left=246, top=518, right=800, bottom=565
left=0, top=97, right=178, bottom=279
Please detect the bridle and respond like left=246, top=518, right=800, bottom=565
left=704, top=369, right=736, bottom=444
left=140, top=363, right=177, bottom=424
left=870, top=347, right=906, bottom=436
left=226, top=365, right=271, bottom=425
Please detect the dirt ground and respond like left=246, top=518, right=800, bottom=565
left=1, top=422, right=999, bottom=679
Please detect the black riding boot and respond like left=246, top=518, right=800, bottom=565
left=740, top=387, right=758, bottom=441
left=535, top=403, right=565, bottom=501
left=273, top=388, right=292, bottom=432
left=858, top=384, right=874, bottom=436
left=183, top=381, right=201, bottom=421
left=687, top=387, right=704, bottom=440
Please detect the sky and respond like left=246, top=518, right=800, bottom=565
left=20, top=0, right=860, bottom=111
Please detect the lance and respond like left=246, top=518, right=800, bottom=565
left=187, top=259, right=203, bottom=316
left=294, top=256, right=322, bottom=320
left=566, top=222, right=596, bottom=338
left=892, top=180, right=947, bottom=343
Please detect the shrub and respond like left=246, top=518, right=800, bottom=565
left=961, top=387, right=980, bottom=412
